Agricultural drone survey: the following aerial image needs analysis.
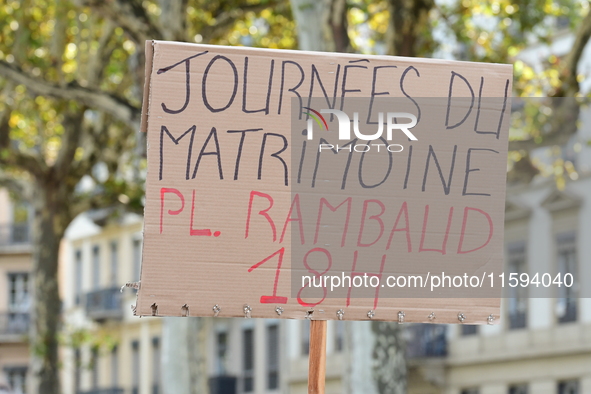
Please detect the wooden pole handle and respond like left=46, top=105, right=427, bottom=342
left=308, top=320, right=327, bottom=394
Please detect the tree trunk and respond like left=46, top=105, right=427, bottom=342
left=290, top=0, right=351, bottom=52
left=387, top=0, right=434, bottom=57
left=186, top=317, right=208, bottom=394
left=371, top=321, right=406, bottom=394
left=162, top=317, right=209, bottom=394
left=30, top=181, right=69, bottom=394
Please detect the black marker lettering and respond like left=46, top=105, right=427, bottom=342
left=463, top=148, right=499, bottom=196
left=258, top=133, right=289, bottom=186
left=192, top=127, right=223, bottom=179
left=307, top=64, right=341, bottom=122
left=158, top=51, right=208, bottom=114
left=340, top=64, right=368, bottom=111
left=202, top=55, right=238, bottom=113
left=358, top=137, right=393, bottom=188
left=422, top=145, right=458, bottom=195
left=159, top=125, right=196, bottom=180
left=278, top=60, right=305, bottom=117
left=367, top=65, right=397, bottom=124
left=242, top=57, right=275, bottom=114
left=227, top=128, right=262, bottom=180
left=445, top=71, right=475, bottom=129
left=400, top=66, right=422, bottom=123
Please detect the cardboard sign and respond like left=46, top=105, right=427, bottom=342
left=136, top=40, right=512, bottom=324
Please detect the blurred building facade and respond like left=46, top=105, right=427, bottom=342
left=0, top=189, right=32, bottom=394
left=432, top=17, right=591, bottom=394
left=59, top=211, right=163, bottom=394
left=56, top=106, right=591, bottom=394
left=434, top=174, right=591, bottom=394
left=55, top=174, right=591, bottom=394
left=1, top=2, right=591, bottom=393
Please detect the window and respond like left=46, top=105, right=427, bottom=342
left=91, top=347, right=99, bottom=389
left=132, top=341, right=140, bottom=394
left=216, top=331, right=228, bottom=375
left=335, top=321, right=345, bottom=352
left=267, top=324, right=279, bottom=390
left=152, top=337, right=161, bottom=394
left=111, top=346, right=119, bottom=388
left=8, top=273, right=29, bottom=311
left=508, top=383, right=528, bottom=394
left=302, top=320, right=310, bottom=355
left=74, top=349, right=81, bottom=394
left=507, top=242, right=527, bottom=329
left=5, top=366, right=27, bottom=394
left=7, top=273, right=29, bottom=333
left=110, top=241, right=118, bottom=286
left=11, top=199, right=29, bottom=243
left=558, top=380, right=579, bottom=394
left=461, top=325, right=477, bottom=336
left=132, top=239, right=142, bottom=281
left=556, top=232, right=577, bottom=323
left=243, top=328, right=254, bottom=392
left=75, top=250, right=83, bottom=305
left=92, top=245, right=101, bottom=290
left=461, top=388, right=479, bottom=394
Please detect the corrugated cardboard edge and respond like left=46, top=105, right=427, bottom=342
left=133, top=40, right=154, bottom=315
left=140, top=40, right=155, bottom=133
left=148, top=40, right=515, bottom=72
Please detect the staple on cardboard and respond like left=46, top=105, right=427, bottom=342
left=213, top=304, right=221, bottom=317
left=397, top=311, right=405, bottom=324
left=181, top=304, right=190, bottom=317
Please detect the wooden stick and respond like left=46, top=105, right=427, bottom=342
left=308, top=320, right=327, bottom=394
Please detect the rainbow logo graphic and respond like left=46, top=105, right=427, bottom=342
left=303, top=107, right=329, bottom=131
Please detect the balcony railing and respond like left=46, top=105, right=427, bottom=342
left=406, top=324, right=447, bottom=358
left=78, top=389, right=125, bottom=394
left=0, top=312, right=30, bottom=338
left=558, top=299, right=577, bottom=324
left=0, top=223, right=31, bottom=247
left=508, top=311, right=527, bottom=329
left=209, top=376, right=237, bottom=394
left=85, top=287, right=123, bottom=321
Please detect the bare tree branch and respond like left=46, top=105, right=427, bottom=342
left=509, top=13, right=591, bottom=152
left=201, top=1, right=284, bottom=42
left=559, top=10, right=591, bottom=96
left=159, top=0, right=188, bottom=41
left=0, top=61, right=141, bottom=129
left=76, top=0, right=163, bottom=44
left=86, top=19, right=116, bottom=87
left=0, top=148, right=46, bottom=178
left=0, top=106, right=46, bottom=176
left=0, top=103, right=10, bottom=150
left=0, top=170, right=33, bottom=200
left=55, top=110, right=86, bottom=180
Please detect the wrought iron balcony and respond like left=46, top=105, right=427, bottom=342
left=209, top=376, right=237, bottom=394
left=0, top=223, right=31, bottom=247
left=85, top=287, right=123, bottom=321
left=508, top=311, right=527, bottom=329
left=0, top=312, right=30, bottom=340
left=78, top=388, right=125, bottom=394
left=406, top=324, right=447, bottom=358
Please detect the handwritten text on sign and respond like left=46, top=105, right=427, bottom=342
left=137, top=41, right=512, bottom=324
